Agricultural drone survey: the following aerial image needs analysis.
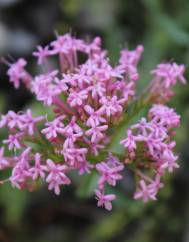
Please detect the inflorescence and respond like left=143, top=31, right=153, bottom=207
left=0, top=33, right=186, bottom=210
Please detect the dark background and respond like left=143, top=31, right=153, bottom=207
left=0, top=0, right=189, bottom=241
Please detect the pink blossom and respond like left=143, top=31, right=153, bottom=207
left=41, top=116, right=65, bottom=139
left=99, top=96, right=123, bottom=117
left=33, top=45, right=51, bottom=65
left=31, top=70, right=59, bottom=106
left=7, top=111, right=25, bottom=130
left=82, top=36, right=102, bottom=54
left=80, top=59, right=98, bottom=76
left=160, top=149, right=179, bottom=172
left=68, top=90, right=88, bottom=107
left=50, top=34, right=78, bottom=55
left=63, top=135, right=77, bottom=149
left=62, top=120, right=83, bottom=148
left=46, top=159, right=71, bottom=195
left=148, top=174, right=164, bottom=195
left=120, top=129, right=137, bottom=151
left=95, top=189, right=116, bottom=211
left=120, top=45, right=144, bottom=67
left=63, top=116, right=83, bottom=135
left=21, top=109, right=44, bottom=135
left=96, top=160, right=124, bottom=189
left=90, top=142, right=105, bottom=156
left=7, top=58, right=27, bottom=89
left=29, top=153, right=47, bottom=180
left=134, top=180, right=157, bottom=202
left=72, top=73, right=92, bottom=87
left=63, top=146, right=88, bottom=166
left=78, top=161, right=93, bottom=175
left=3, top=133, right=24, bottom=150
left=85, top=125, right=108, bottom=142
left=149, top=63, right=186, bottom=102
left=149, top=104, right=180, bottom=129
left=87, top=82, right=106, bottom=98
left=122, top=82, right=135, bottom=101
left=84, top=105, right=106, bottom=127
left=119, top=45, right=144, bottom=81
left=151, top=63, right=186, bottom=88
left=10, top=148, right=32, bottom=188
left=143, top=136, right=165, bottom=158
left=54, top=77, right=68, bottom=92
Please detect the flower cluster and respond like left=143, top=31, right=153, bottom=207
left=0, top=33, right=186, bottom=210
left=121, top=104, right=180, bottom=202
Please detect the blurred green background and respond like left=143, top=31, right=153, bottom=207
left=0, top=0, right=189, bottom=241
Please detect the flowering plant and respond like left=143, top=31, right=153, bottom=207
left=0, top=33, right=186, bottom=210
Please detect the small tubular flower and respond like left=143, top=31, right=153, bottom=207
left=46, top=159, right=71, bottom=195
left=95, top=189, right=116, bottom=211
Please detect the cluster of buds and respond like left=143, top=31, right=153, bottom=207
left=0, top=33, right=186, bottom=210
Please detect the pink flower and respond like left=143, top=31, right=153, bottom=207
left=78, top=161, right=93, bottom=175
left=90, top=143, right=105, bottom=156
left=131, top=118, right=154, bottom=136
left=68, top=90, right=88, bottom=107
left=21, top=109, right=44, bottom=135
left=120, top=45, right=144, bottom=67
left=143, top=136, right=165, bottom=158
left=149, top=63, right=186, bottom=102
left=95, top=189, right=116, bottom=211
left=86, top=125, right=108, bottom=142
left=99, top=96, right=123, bottom=117
left=122, top=82, right=135, bottom=101
left=10, top=148, right=32, bottom=188
left=120, top=129, right=137, bottom=151
left=29, top=153, right=47, bottom=180
left=50, top=34, right=78, bottom=55
left=160, top=149, right=179, bottom=172
left=33, top=45, right=51, bottom=65
left=54, top=77, right=68, bottom=92
left=82, top=36, right=102, bottom=54
left=148, top=174, right=164, bottom=195
left=63, top=135, right=78, bottom=149
left=31, top=70, right=59, bottom=106
left=7, top=111, right=25, bottom=130
left=46, top=159, right=71, bottom=195
left=63, top=147, right=88, bottom=166
left=151, top=63, right=186, bottom=88
left=87, top=82, right=106, bottom=98
left=96, top=161, right=124, bottom=189
left=41, top=116, right=65, bottom=139
left=149, top=104, right=180, bottom=129
left=63, top=116, right=83, bottom=135
left=134, top=180, right=157, bottom=202
left=80, top=59, right=98, bottom=76
left=119, top=45, right=144, bottom=81
left=7, top=58, right=27, bottom=89
left=3, top=133, right=24, bottom=150
left=84, top=105, right=106, bottom=127
left=72, top=73, right=92, bottom=87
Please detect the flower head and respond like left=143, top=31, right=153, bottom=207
left=0, top=33, right=185, bottom=210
